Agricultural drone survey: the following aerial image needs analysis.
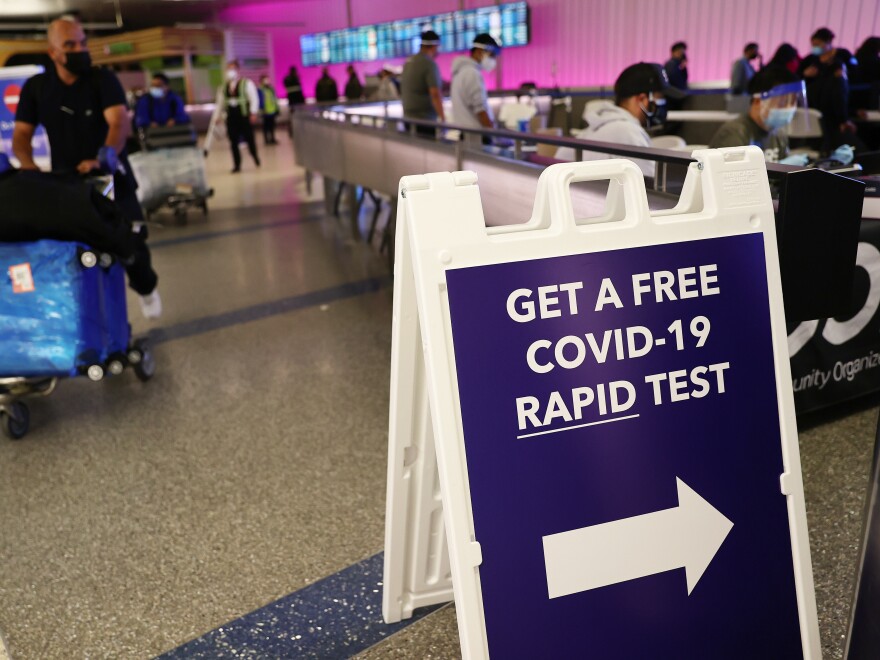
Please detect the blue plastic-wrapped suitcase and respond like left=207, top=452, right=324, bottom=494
left=0, top=240, right=130, bottom=377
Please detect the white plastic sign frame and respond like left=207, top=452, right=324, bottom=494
left=383, top=148, right=820, bottom=658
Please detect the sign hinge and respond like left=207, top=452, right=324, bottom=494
left=779, top=471, right=794, bottom=495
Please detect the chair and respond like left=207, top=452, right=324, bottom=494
left=650, top=135, right=687, bottom=150
left=497, top=102, right=538, bottom=131
left=535, top=128, right=562, bottom=158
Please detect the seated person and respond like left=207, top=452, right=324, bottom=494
left=134, top=72, right=190, bottom=129
left=556, top=62, right=684, bottom=178
left=709, top=66, right=804, bottom=164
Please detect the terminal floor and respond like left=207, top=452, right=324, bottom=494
left=0, top=135, right=876, bottom=659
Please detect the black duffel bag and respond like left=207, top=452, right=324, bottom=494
left=0, top=169, right=136, bottom=259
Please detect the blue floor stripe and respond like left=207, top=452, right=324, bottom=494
left=148, top=277, right=392, bottom=345
left=150, top=216, right=322, bottom=250
left=156, top=552, right=444, bottom=659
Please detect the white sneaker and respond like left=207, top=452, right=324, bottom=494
left=139, top=290, right=163, bottom=319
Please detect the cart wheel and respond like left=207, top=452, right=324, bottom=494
left=98, top=252, right=114, bottom=269
left=107, top=356, right=125, bottom=376
left=86, top=364, right=105, bottom=382
left=174, top=206, right=187, bottom=223
left=80, top=250, right=98, bottom=268
left=132, top=340, right=155, bottom=382
left=1, top=401, right=30, bottom=440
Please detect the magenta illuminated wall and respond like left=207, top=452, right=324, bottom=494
left=219, top=0, right=880, bottom=98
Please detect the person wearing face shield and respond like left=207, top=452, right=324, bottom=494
left=450, top=33, right=501, bottom=141
left=709, top=66, right=804, bottom=163
left=134, top=72, right=190, bottom=130
left=12, top=16, right=161, bottom=318
left=400, top=31, right=445, bottom=137
left=220, top=60, right=261, bottom=173
left=556, top=62, right=683, bottom=178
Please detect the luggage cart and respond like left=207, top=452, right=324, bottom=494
left=0, top=177, right=156, bottom=440
left=0, top=242, right=156, bottom=440
left=129, top=125, right=214, bottom=223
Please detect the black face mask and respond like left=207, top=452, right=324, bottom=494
left=641, top=94, right=668, bottom=127
left=63, top=51, right=92, bottom=76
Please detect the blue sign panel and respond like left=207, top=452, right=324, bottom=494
left=0, top=71, right=49, bottom=161
left=445, top=233, right=803, bottom=658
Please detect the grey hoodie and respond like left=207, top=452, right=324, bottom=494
left=451, top=55, right=493, bottom=130
left=556, top=100, right=654, bottom=177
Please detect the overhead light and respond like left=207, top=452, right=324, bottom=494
left=0, top=0, right=67, bottom=17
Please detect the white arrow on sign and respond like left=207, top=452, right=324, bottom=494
left=542, top=478, right=733, bottom=599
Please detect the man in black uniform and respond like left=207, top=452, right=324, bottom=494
left=221, top=59, right=260, bottom=173
left=12, top=16, right=161, bottom=318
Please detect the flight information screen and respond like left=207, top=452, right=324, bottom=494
left=300, top=2, right=529, bottom=66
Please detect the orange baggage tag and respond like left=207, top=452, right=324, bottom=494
left=9, top=263, right=35, bottom=293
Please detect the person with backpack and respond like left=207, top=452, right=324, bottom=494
left=134, top=72, right=190, bottom=129
left=12, top=16, right=161, bottom=318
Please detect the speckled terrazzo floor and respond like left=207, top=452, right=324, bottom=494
left=0, top=136, right=397, bottom=659
left=1, top=130, right=878, bottom=659
left=357, top=404, right=880, bottom=660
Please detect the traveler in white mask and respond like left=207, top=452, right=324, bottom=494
left=450, top=33, right=501, bottom=139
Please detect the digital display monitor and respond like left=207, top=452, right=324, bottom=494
left=300, top=2, right=529, bottom=66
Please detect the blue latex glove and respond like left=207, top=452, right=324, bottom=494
left=830, top=144, right=854, bottom=165
left=97, top=145, right=118, bottom=173
left=779, top=153, right=809, bottom=166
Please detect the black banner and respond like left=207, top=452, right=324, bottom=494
left=789, top=220, right=880, bottom=414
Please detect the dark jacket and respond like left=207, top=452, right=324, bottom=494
left=0, top=170, right=135, bottom=258
left=344, top=73, right=363, bottom=100
left=283, top=72, right=305, bottom=105
left=315, top=74, right=339, bottom=103
left=798, top=49, right=854, bottom=127
left=664, top=56, right=688, bottom=90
